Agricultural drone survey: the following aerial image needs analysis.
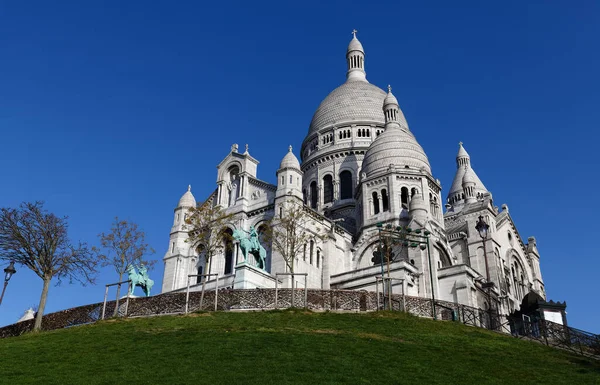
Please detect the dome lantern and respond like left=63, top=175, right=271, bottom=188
left=346, top=29, right=367, bottom=82
left=383, top=85, right=401, bottom=129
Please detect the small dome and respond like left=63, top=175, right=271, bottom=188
left=362, top=127, right=431, bottom=177
left=279, top=146, right=300, bottom=170
left=384, top=85, right=399, bottom=107
left=178, top=185, right=196, bottom=208
left=462, top=167, right=476, bottom=185
left=347, top=36, right=364, bottom=53
left=409, top=193, right=428, bottom=212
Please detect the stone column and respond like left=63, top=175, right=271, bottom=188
left=333, top=181, right=340, bottom=201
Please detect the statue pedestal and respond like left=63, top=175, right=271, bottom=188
left=233, top=263, right=276, bottom=289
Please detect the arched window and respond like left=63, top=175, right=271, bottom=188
left=303, top=189, right=307, bottom=204
left=310, top=181, right=317, bottom=209
left=339, top=171, right=353, bottom=199
left=223, top=228, right=234, bottom=275
left=323, top=175, right=333, bottom=204
left=381, top=189, right=389, bottom=212
left=401, top=187, right=409, bottom=208
left=411, top=187, right=417, bottom=197
left=303, top=244, right=307, bottom=261
left=310, top=240, right=314, bottom=265
left=317, top=249, right=320, bottom=268
left=372, top=192, right=380, bottom=214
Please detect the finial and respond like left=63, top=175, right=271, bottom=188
left=244, top=144, right=249, bottom=154
left=387, top=84, right=392, bottom=93
left=459, top=141, right=463, bottom=147
left=187, top=185, right=191, bottom=192
left=231, top=143, right=239, bottom=152
left=352, top=29, right=358, bottom=38
left=288, top=145, right=293, bottom=152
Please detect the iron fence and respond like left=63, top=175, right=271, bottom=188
left=0, top=288, right=597, bottom=360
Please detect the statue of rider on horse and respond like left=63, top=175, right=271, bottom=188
left=126, top=263, right=154, bottom=297
left=232, top=226, right=267, bottom=270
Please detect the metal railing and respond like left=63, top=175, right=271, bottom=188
left=101, top=280, right=132, bottom=320
left=375, top=276, right=405, bottom=311
left=275, top=273, right=308, bottom=308
left=185, top=274, right=219, bottom=313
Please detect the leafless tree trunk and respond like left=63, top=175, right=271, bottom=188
left=34, top=277, right=51, bottom=331
left=113, top=271, right=124, bottom=317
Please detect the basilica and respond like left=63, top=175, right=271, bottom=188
left=161, top=33, right=546, bottom=317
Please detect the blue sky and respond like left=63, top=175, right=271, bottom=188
left=1, top=1, right=599, bottom=332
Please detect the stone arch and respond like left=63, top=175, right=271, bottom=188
left=435, top=242, right=453, bottom=268
left=217, top=161, right=243, bottom=182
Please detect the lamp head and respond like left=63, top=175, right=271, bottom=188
left=475, top=215, right=489, bottom=239
left=4, top=261, right=16, bottom=282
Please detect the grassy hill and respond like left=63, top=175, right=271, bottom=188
left=0, top=310, right=598, bottom=384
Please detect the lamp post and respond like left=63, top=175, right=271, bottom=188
left=0, top=261, right=17, bottom=307
left=475, top=215, right=494, bottom=329
left=376, top=223, right=435, bottom=319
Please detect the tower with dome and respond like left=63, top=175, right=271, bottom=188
left=161, top=32, right=546, bottom=316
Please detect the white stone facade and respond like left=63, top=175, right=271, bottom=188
left=161, top=34, right=546, bottom=315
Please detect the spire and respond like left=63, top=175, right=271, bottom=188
left=383, top=84, right=400, bottom=129
left=346, top=30, right=366, bottom=82
left=447, top=142, right=489, bottom=208
left=456, top=141, right=470, bottom=167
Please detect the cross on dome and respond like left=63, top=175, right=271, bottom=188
left=187, top=185, right=191, bottom=192
left=387, top=85, right=392, bottom=93
left=459, top=141, right=463, bottom=147
left=352, top=29, right=358, bottom=38
left=288, top=145, right=293, bottom=152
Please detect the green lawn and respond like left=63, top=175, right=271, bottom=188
left=0, top=310, right=598, bottom=384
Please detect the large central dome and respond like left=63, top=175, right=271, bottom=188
left=307, top=33, right=408, bottom=135
left=308, top=81, right=391, bottom=134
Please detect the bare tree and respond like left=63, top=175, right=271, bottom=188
left=0, top=202, right=97, bottom=331
left=185, top=202, right=234, bottom=303
left=94, top=217, right=155, bottom=313
left=264, top=200, right=324, bottom=305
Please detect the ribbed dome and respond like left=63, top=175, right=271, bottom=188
left=178, top=185, right=196, bottom=208
left=347, top=37, right=364, bottom=53
left=279, top=146, right=300, bottom=170
left=362, top=127, right=431, bottom=177
left=308, top=81, right=408, bottom=134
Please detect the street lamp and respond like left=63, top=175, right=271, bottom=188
left=475, top=215, right=491, bottom=283
left=376, top=223, right=436, bottom=319
left=475, top=215, right=495, bottom=329
left=0, top=261, right=17, bottom=307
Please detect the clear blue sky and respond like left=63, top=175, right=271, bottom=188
left=1, top=1, right=598, bottom=332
